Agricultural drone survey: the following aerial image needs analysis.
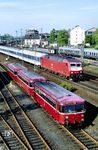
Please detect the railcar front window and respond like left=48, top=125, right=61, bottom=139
left=61, top=104, right=85, bottom=113
left=66, top=105, right=75, bottom=113
left=75, top=104, right=84, bottom=112
left=61, top=105, right=75, bottom=113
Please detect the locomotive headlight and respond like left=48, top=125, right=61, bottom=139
left=81, top=114, right=84, bottom=117
left=65, top=116, right=69, bottom=119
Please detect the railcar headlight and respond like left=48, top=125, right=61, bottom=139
left=81, top=118, right=84, bottom=121
left=65, top=116, right=69, bottom=119
left=81, top=114, right=84, bottom=117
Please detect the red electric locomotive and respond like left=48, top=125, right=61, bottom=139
left=41, top=55, right=83, bottom=80
left=34, top=81, right=85, bottom=125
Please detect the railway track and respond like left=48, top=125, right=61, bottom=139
left=0, top=134, right=10, bottom=150
left=4, top=72, right=98, bottom=150
left=0, top=115, right=28, bottom=150
left=0, top=90, right=32, bottom=150
left=0, top=61, right=98, bottom=149
left=79, top=80, right=98, bottom=92
left=1, top=60, right=98, bottom=95
left=17, top=61, right=98, bottom=94
left=0, top=69, right=51, bottom=150
left=84, top=72, right=98, bottom=81
left=62, top=126, right=98, bottom=150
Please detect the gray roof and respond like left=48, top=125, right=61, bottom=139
left=36, top=81, right=72, bottom=98
left=35, top=81, right=85, bottom=104
left=48, top=55, right=80, bottom=62
left=10, top=63, right=25, bottom=69
left=19, top=69, right=45, bottom=79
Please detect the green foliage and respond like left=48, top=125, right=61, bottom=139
left=85, top=35, right=95, bottom=46
left=57, top=29, right=68, bottom=46
left=49, top=28, right=56, bottom=43
left=95, top=44, right=98, bottom=49
left=0, top=34, right=14, bottom=41
left=93, top=28, right=98, bottom=47
left=60, top=82, right=75, bottom=91
left=49, top=28, right=68, bottom=46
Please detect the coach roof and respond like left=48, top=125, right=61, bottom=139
left=8, top=63, right=26, bottom=72
left=35, top=81, right=85, bottom=105
left=18, top=69, right=47, bottom=82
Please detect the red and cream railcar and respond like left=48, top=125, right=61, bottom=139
left=7, top=63, right=26, bottom=81
left=34, top=81, right=85, bottom=125
left=41, top=56, right=83, bottom=79
left=17, top=69, right=47, bottom=95
left=7, top=63, right=47, bottom=95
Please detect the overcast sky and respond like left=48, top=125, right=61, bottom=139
left=0, top=0, right=97, bottom=35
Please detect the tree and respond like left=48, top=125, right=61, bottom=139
left=93, top=28, right=98, bottom=44
left=85, top=35, right=95, bottom=47
left=57, top=29, right=68, bottom=46
left=92, top=28, right=98, bottom=49
left=49, top=28, right=56, bottom=43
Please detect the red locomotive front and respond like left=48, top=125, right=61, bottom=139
left=41, top=55, right=83, bottom=80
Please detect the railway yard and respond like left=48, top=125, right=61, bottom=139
left=0, top=53, right=98, bottom=150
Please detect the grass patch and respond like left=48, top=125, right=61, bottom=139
left=60, top=82, right=76, bottom=92
left=84, top=65, right=98, bottom=74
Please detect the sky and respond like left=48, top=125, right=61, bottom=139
left=0, top=0, right=97, bottom=36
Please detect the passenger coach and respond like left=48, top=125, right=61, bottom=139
left=7, top=63, right=27, bottom=81
left=0, top=46, right=47, bottom=66
left=0, top=46, right=83, bottom=80
left=59, top=47, right=98, bottom=59
left=7, top=63, right=47, bottom=95
left=34, top=81, right=85, bottom=125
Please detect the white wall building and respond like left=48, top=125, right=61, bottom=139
left=24, top=39, right=41, bottom=47
left=24, top=39, right=48, bottom=48
left=70, top=25, right=85, bottom=46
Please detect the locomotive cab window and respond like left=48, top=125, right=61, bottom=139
left=70, top=63, right=81, bottom=67
left=77, top=64, right=81, bottom=67
left=70, top=64, right=75, bottom=67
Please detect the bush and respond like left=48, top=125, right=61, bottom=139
left=60, top=82, right=75, bottom=91
left=95, top=44, right=98, bottom=49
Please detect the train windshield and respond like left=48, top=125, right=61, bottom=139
left=61, top=104, right=84, bottom=113
left=75, top=104, right=84, bottom=112
left=70, top=63, right=81, bottom=67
